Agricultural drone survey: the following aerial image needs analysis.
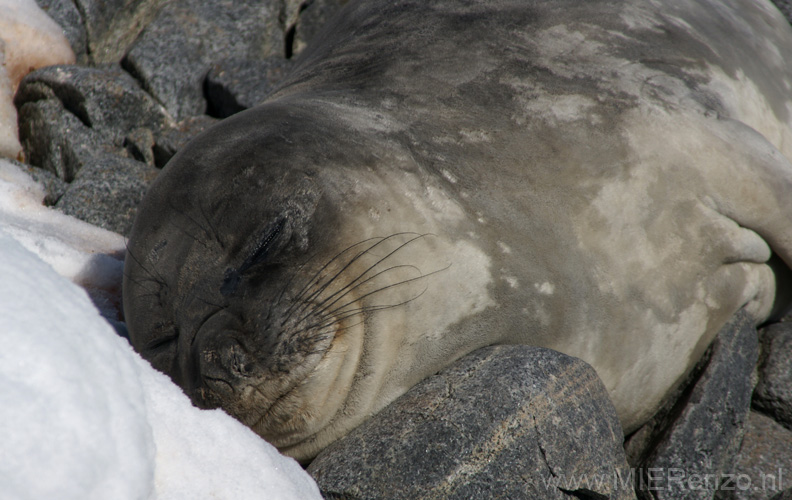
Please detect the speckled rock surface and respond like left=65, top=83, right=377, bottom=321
left=309, top=345, right=636, bottom=500
left=36, top=0, right=166, bottom=65
left=770, top=489, right=792, bottom=500
left=631, top=310, right=758, bottom=500
left=121, top=0, right=285, bottom=119
left=55, top=153, right=157, bottom=235
left=753, top=322, right=792, bottom=430
left=715, top=411, right=792, bottom=500
left=205, top=56, right=292, bottom=118
left=771, top=0, right=792, bottom=22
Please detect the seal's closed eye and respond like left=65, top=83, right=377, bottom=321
left=221, top=217, right=288, bottom=296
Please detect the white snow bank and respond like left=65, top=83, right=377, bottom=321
left=0, top=159, right=127, bottom=320
left=0, top=161, right=322, bottom=500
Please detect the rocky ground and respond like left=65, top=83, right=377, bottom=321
left=7, top=0, right=792, bottom=498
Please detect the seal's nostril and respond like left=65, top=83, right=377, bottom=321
left=219, top=336, right=254, bottom=378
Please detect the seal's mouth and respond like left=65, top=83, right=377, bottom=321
left=240, top=309, right=358, bottom=449
left=189, top=233, right=448, bottom=452
left=248, top=324, right=336, bottom=426
left=190, top=300, right=335, bottom=403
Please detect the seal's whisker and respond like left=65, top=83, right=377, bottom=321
left=319, top=264, right=448, bottom=320
left=122, top=272, right=161, bottom=294
left=325, top=318, right=365, bottom=336
left=126, top=283, right=162, bottom=300
left=123, top=241, right=170, bottom=295
left=302, top=287, right=431, bottom=334
left=197, top=200, right=226, bottom=250
left=269, top=251, right=321, bottom=321
left=167, top=201, right=213, bottom=249
left=293, top=232, right=422, bottom=308
left=280, top=237, right=387, bottom=326
left=195, top=295, right=226, bottom=310
left=320, top=284, right=426, bottom=320
left=297, top=234, right=427, bottom=319
left=295, top=264, right=421, bottom=325
left=283, top=233, right=428, bottom=327
left=166, top=217, right=211, bottom=249
left=281, top=238, right=382, bottom=318
left=286, top=235, right=396, bottom=313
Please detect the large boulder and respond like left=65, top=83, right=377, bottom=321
left=715, top=411, right=792, bottom=500
left=121, top=0, right=285, bottom=120
left=309, top=345, right=636, bottom=500
left=628, top=310, right=758, bottom=500
left=753, top=321, right=792, bottom=430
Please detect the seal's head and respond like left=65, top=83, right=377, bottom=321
left=123, top=102, right=464, bottom=462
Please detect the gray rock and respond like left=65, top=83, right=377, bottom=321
left=753, top=322, right=792, bottom=430
left=124, top=127, right=156, bottom=166
left=15, top=63, right=173, bottom=205
left=122, top=0, right=284, bottom=120
left=35, top=0, right=166, bottom=64
left=290, top=0, right=349, bottom=57
left=15, top=64, right=172, bottom=148
left=152, top=115, right=218, bottom=168
left=16, top=97, right=108, bottom=182
left=632, top=310, right=758, bottom=500
left=34, top=0, right=88, bottom=61
left=77, top=0, right=166, bottom=63
left=308, top=345, right=636, bottom=500
left=771, top=490, right=792, bottom=500
left=55, top=153, right=158, bottom=235
left=714, top=411, right=792, bottom=500
left=205, top=57, right=293, bottom=118
left=2, top=157, right=68, bottom=206
left=19, top=163, right=69, bottom=206
left=771, top=0, right=792, bottom=24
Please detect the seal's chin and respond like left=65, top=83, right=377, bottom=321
left=249, top=313, right=366, bottom=457
left=190, top=305, right=365, bottom=457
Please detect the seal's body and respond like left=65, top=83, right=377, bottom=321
left=124, top=0, right=792, bottom=461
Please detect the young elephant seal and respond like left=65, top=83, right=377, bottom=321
left=124, top=0, right=792, bottom=462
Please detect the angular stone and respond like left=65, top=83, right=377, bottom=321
left=308, top=345, right=636, bottom=500
left=714, top=411, right=792, bottom=500
left=34, top=0, right=88, bottom=60
left=771, top=489, right=792, bottom=500
left=291, top=0, right=348, bottom=56
left=11, top=159, right=68, bottom=205
left=78, top=0, right=166, bottom=64
left=16, top=64, right=173, bottom=146
left=771, top=0, right=792, bottom=24
left=205, top=57, right=292, bottom=118
left=124, top=127, right=156, bottom=166
left=35, top=0, right=166, bottom=64
left=753, top=322, right=792, bottom=430
left=55, top=153, right=158, bottom=235
left=152, top=115, right=218, bottom=168
left=633, top=310, right=758, bottom=500
left=122, top=0, right=284, bottom=120
left=16, top=97, right=107, bottom=181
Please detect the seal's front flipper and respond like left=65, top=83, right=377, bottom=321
left=703, top=115, right=792, bottom=320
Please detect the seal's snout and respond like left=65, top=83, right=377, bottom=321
left=215, top=336, right=255, bottom=379
left=187, top=308, right=259, bottom=406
